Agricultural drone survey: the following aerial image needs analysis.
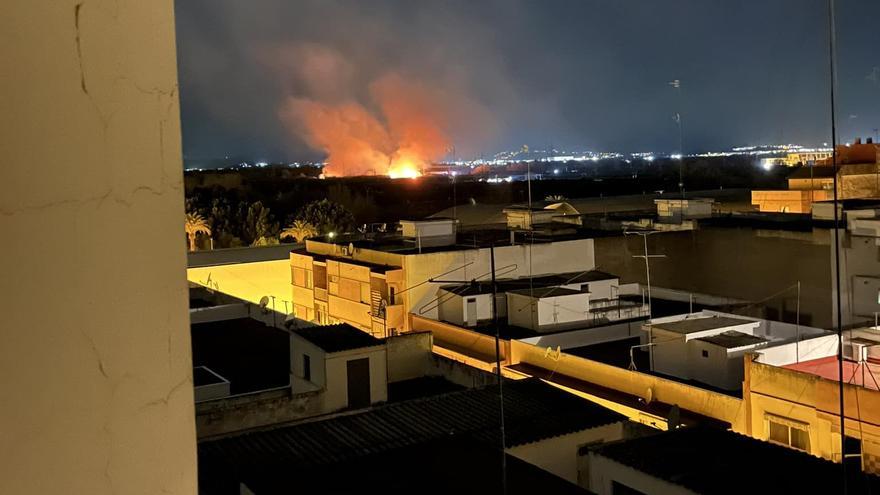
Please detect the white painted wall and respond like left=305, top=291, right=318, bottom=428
left=324, top=348, right=388, bottom=411
left=1, top=1, right=197, bottom=493
left=686, top=340, right=752, bottom=390
left=588, top=454, right=696, bottom=495
left=507, top=292, right=590, bottom=332
left=290, top=334, right=327, bottom=391
left=436, top=290, right=496, bottom=326
left=650, top=328, right=689, bottom=378
left=405, top=238, right=596, bottom=320
left=519, top=320, right=645, bottom=349
left=507, top=423, right=624, bottom=485
left=754, top=334, right=839, bottom=366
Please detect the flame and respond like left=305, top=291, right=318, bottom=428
left=388, top=161, right=421, bottom=179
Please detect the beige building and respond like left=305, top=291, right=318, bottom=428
left=1, top=2, right=197, bottom=494
left=291, top=220, right=598, bottom=336
left=753, top=139, right=880, bottom=213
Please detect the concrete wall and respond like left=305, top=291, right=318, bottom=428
left=404, top=238, right=596, bottom=321
left=507, top=422, right=624, bottom=485
left=189, top=303, right=250, bottom=324
left=596, top=227, right=833, bottom=328
left=0, top=1, right=197, bottom=493
left=290, top=334, right=327, bottom=391
left=745, top=357, right=880, bottom=469
left=518, top=320, right=645, bottom=349
left=411, top=314, right=510, bottom=364
left=509, top=341, right=746, bottom=431
left=386, top=331, right=433, bottom=382
left=324, top=347, right=388, bottom=411
left=195, top=388, right=322, bottom=439
left=686, top=340, right=747, bottom=390
left=588, top=454, right=696, bottom=495
left=754, top=334, right=839, bottom=366
left=188, top=259, right=293, bottom=314
left=650, top=328, right=688, bottom=379
left=834, top=228, right=880, bottom=327
left=507, top=292, right=591, bottom=332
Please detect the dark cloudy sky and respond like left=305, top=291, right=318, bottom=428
left=175, top=0, right=880, bottom=165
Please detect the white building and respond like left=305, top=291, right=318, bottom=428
left=290, top=324, right=389, bottom=410
left=507, top=287, right=591, bottom=332
left=646, top=311, right=836, bottom=390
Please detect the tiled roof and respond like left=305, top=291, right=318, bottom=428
left=199, top=379, right=624, bottom=471
left=590, top=426, right=880, bottom=494
left=292, top=323, right=384, bottom=353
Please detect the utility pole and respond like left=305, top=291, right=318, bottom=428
left=490, top=242, right=507, bottom=495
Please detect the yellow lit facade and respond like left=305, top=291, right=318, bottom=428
left=745, top=357, right=880, bottom=473
left=291, top=250, right=407, bottom=337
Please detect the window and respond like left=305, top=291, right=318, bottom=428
left=701, top=349, right=709, bottom=358
left=766, top=415, right=810, bottom=452
left=303, top=354, right=311, bottom=382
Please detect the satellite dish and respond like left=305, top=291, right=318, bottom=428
left=348, top=242, right=355, bottom=254
left=644, top=387, right=653, bottom=404
left=259, top=296, right=270, bottom=309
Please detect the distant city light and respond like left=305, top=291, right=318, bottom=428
left=670, top=154, right=682, bottom=160
left=328, top=232, right=336, bottom=238
left=645, top=155, right=655, bottom=162
left=553, top=169, right=559, bottom=174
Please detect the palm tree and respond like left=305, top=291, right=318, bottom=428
left=185, top=213, right=211, bottom=251
left=545, top=194, right=566, bottom=201
left=280, top=220, right=318, bottom=243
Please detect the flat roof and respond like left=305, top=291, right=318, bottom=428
left=292, top=324, right=384, bottom=353
left=439, top=270, right=618, bottom=297
left=652, top=315, right=757, bottom=335
left=696, top=330, right=768, bottom=349
left=507, top=287, right=584, bottom=298
left=783, top=356, right=880, bottom=391
left=291, top=249, right=402, bottom=274
left=191, top=318, right=290, bottom=394
left=187, top=242, right=298, bottom=268
left=590, top=426, right=880, bottom=493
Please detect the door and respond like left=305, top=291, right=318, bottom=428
left=466, top=297, right=477, bottom=326
left=346, top=358, right=371, bottom=409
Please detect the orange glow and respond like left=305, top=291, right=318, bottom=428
left=388, top=161, right=422, bottom=179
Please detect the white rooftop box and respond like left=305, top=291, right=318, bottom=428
left=400, top=219, right=457, bottom=248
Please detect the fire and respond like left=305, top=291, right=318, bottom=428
left=388, top=161, right=421, bottom=179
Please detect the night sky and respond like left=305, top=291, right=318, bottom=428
left=175, top=0, right=880, bottom=165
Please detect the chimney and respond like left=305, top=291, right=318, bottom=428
left=855, top=137, right=862, bottom=145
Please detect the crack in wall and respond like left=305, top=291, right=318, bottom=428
left=74, top=3, right=87, bottom=94
left=139, top=377, right=190, bottom=411
left=80, top=329, right=109, bottom=379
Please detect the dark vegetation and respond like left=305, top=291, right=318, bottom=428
left=185, top=156, right=788, bottom=248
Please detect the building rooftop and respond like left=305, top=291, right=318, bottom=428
left=590, top=426, right=880, bottom=494
left=191, top=317, right=290, bottom=394
left=440, top=270, right=618, bottom=297
left=696, top=330, right=768, bottom=349
left=652, top=315, right=757, bottom=335
left=783, top=356, right=880, bottom=391
left=292, top=324, right=385, bottom=353
left=507, top=286, right=584, bottom=298
left=200, top=436, right=590, bottom=495
left=187, top=242, right=298, bottom=268
left=199, top=378, right=624, bottom=472
left=788, top=165, right=836, bottom=180
left=292, top=249, right=402, bottom=274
